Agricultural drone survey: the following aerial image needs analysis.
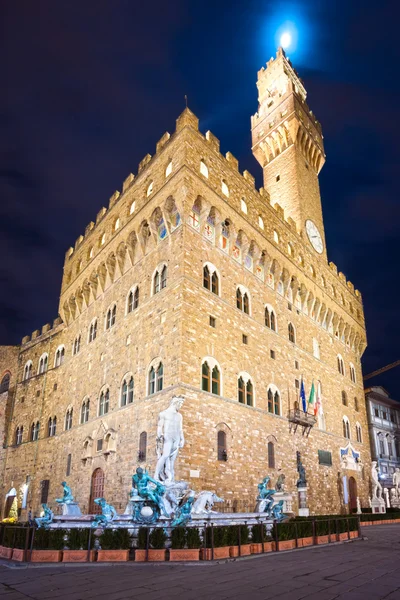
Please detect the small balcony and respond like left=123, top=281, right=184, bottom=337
left=288, top=409, right=317, bottom=436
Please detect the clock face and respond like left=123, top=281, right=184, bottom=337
left=305, top=220, right=323, bottom=254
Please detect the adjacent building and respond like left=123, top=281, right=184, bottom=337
left=365, top=386, right=400, bottom=489
left=0, top=48, right=369, bottom=519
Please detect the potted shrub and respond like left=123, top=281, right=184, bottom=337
left=1, top=527, right=15, bottom=560
left=200, top=526, right=230, bottom=560
left=11, top=527, right=29, bottom=561
left=134, top=527, right=148, bottom=562
left=296, top=520, right=314, bottom=548
left=276, top=523, right=296, bottom=551
left=31, top=528, right=65, bottom=562
left=97, top=529, right=131, bottom=562
left=169, top=527, right=201, bottom=561
left=63, top=528, right=96, bottom=562
left=250, top=524, right=273, bottom=554
left=147, top=527, right=167, bottom=561
left=315, top=520, right=330, bottom=545
left=228, top=525, right=252, bottom=557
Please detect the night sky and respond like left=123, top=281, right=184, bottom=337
left=1, top=1, right=399, bottom=392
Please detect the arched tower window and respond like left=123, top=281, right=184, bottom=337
left=288, top=323, right=296, bottom=343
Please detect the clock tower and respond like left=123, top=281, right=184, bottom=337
left=251, top=48, right=327, bottom=258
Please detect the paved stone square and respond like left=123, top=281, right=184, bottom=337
left=1, top=525, right=400, bottom=600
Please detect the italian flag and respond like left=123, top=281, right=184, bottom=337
left=308, top=381, right=315, bottom=413
left=315, top=382, right=322, bottom=416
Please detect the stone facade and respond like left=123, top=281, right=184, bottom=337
left=0, top=48, right=369, bottom=519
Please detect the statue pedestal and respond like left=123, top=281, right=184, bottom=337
left=371, top=497, right=386, bottom=514
left=61, top=502, right=81, bottom=516
left=390, top=498, right=400, bottom=509
left=273, top=491, right=293, bottom=514
left=297, top=486, right=309, bottom=517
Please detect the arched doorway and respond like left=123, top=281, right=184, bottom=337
left=4, top=487, right=17, bottom=519
left=348, top=476, right=357, bottom=512
left=89, top=468, right=104, bottom=514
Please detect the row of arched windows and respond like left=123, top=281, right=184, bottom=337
left=216, top=430, right=276, bottom=467
left=342, top=391, right=360, bottom=411
left=342, top=416, right=362, bottom=442
left=22, top=266, right=168, bottom=381
left=337, top=355, right=357, bottom=383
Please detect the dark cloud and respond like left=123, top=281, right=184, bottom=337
left=0, top=0, right=399, bottom=391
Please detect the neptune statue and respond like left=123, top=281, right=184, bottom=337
left=55, top=481, right=74, bottom=504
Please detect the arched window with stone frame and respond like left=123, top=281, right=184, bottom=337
left=148, top=361, right=164, bottom=395
left=23, top=361, right=33, bottom=381
left=267, top=385, right=281, bottom=416
left=153, top=263, right=168, bottom=295
left=343, top=416, right=351, bottom=439
left=236, top=286, right=250, bottom=315
left=288, top=323, right=296, bottom=344
left=81, top=398, right=90, bottom=424
left=54, top=346, right=65, bottom=368
left=201, top=358, right=221, bottom=396
left=355, top=422, right=362, bottom=443
left=73, top=335, right=81, bottom=356
left=203, top=263, right=219, bottom=296
left=121, top=375, right=134, bottom=407
left=337, top=354, right=345, bottom=376
left=38, top=354, right=48, bottom=375
left=106, top=305, right=116, bottom=330
left=98, top=388, right=110, bottom=416
left=267, top=440, right=275, bottom=468
left=15, top=426, right=23, bottom=446
left=48, top=416, right=57, bottom=437
left=265, top=305, right=277, bottom=332
left=89, top=319, right=97, bottom=343
left=127, top=286, right=139, bottom=314
left=65, top=408, right=73, bottom=431
left=30, top=421, right=40, bottom=441
left=139, top=431, right=147, bottom=461
left=217, top=430, right=227, bottom=461
left=0, top=373, right=10, bottom=393
left=238, top=372, right=254, bottom=407
left=349, top=363, right=356, bottom=383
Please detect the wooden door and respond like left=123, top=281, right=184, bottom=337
left=348, top=476, right=357, bottom=511
left=89, top=468, right=104, bottom=514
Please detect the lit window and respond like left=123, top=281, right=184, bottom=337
left=130, top=201, right=136, bottom=215
left=221, top=180, right=229, bottom=197
left=146, top=181, right=154, bottom=197
left=89, top=247, right=94, bottom=259
left=287, top=243, right=292, bottom=256
left=240, top=198, right=247, bottom=214
left=258, top=216, right=264, bottom=229
left=165, top=161, right=173, bottom=177
left=114, top=218, right=120, bottom=231
left=273, top=230, right=279, bottom=243
left=200, top=160, right=209, bottom=178
left=313, top=338, right=320, bottom=359
left=100, top=233, right=106, bottom=246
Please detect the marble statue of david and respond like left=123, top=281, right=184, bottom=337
left=154, top=396, right=185, bottom=483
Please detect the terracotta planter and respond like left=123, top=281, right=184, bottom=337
left=134, top=549, right=165, bottom=562
left=97, top=549, right=129, bottom=562
left=30, top=550, right=62, bottom=562
left=278, top=539, right=296, bottom=551
left=338, top=532, right=349, bottom=541
left=200, top=546, right=230, bottom=560
left=12, top=548, right=25, bottom=562
left=298, top=536, right=314, bottom=548
left=0, top=547, right=13, bottom=559
left=349, top=531, right=359, bottom=539
left=250, top=543, right=263, bottom=554
left=229, top=544, right=252, bottom=557
left=62, top=550, right=96, bottom=562
left=169, top=549, right=199, bottom=561
left=316, top=535, right=329, bottom=545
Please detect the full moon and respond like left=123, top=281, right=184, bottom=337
left=280, top=32, right=291, bottom=49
